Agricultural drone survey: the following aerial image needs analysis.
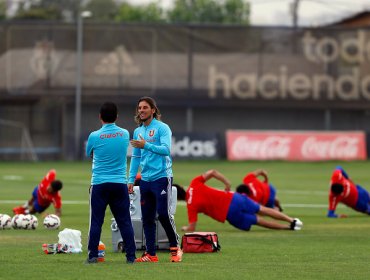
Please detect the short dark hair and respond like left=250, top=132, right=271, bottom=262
left=236, top=184, right=250, bottom=195
left=331, top=183, right=344, bottom=194
left=173, top=183, right=186, bottom=200
left=51, top=180, right=63, bottom=192
left=100, top=102, right=118, bottom=123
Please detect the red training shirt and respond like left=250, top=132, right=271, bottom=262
left=329, top=169, right=358, bottom=211
left=37, top=169, right=62, bottom=209
left=186, top=175, right=233, bottom=224
left=243, top=173, right=270, bottom=206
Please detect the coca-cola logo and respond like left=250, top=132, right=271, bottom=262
left=301, top=136, right=359, bottom=159
left=231, top=136, right=291, bottom=159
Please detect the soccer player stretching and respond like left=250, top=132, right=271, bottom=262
left=13, top=169, right=62, bottom=217
left=129, top=96, right=182, bottom=263
left=236, top=169, right=283, bottom=212
left=328, top=166, right=370, bottom=218
left=177, top=169, right=303, bottom=232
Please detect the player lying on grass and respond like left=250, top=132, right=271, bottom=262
left=236, top=169, right=283, bottom=212
left=13, top=169, right=63, bottom=217
left=328, top=166, right=370, bottom=218
left=175, top=169, right=303, bottom=232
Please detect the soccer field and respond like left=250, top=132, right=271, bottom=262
left=0, top=160, right=370, bottom=280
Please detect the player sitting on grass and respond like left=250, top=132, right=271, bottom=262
left=175, top=169, right=303, bottom=232
left=236, top=169, right=283, bottom=212
left=13, top=169, right=63, bottom=217
left=328, top=166, right=370, bottom=218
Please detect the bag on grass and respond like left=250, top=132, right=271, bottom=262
left=181, top=232, right=220, bottom=253
left=57, top=228, right=82, bottom=253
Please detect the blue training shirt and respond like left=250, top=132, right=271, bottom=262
left=86, top=123, right=130, bottom=185
left=129, top=118, right=173, bottom=183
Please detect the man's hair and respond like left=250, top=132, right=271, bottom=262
left=173, top=183, right=186, bottom=200
left=134, top=96, right=161, bottom=125
left=236, top=184, right=250, bottom=195
left=331, top=183, right=344, bottom=194
left=100, top=102, right=118, bottom=123
left=51, top=180, right=63, bottom=192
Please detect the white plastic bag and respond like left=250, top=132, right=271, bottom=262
left=58, top=228, right=82, bottom=253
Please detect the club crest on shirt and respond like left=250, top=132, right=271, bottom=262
left=149, top=130, right=155, bottom=137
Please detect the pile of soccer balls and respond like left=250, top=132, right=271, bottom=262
left=0, top=213, right=61, bottom=230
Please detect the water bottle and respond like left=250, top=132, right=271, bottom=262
left=98, top=241, right=106, bottom=262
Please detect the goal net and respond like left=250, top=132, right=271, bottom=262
left=0, top=119, right=38, bottom=161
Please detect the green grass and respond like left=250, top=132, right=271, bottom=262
left=1, top=161, right=370, bottom=280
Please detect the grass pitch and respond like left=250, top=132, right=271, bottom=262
left=0, top=160, right=370, bottom=280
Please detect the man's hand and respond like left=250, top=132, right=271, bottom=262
left=181, top=223, right=196, bottom=232
left=181, top=225, right=190, bottom=231
left=128, top=183, right=134, bottom=194
left=327, top=210, right=338, bottom=218
left=224, top=182, right=231, bottom=192
left=130, top=134, right=145, bottom=149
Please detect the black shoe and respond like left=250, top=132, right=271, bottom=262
left=84, top=257, right=98, bottom=264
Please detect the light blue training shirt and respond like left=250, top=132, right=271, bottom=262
left=129, top=118, right=173, bottom=183
left=86, top=123, right=130, bottom=185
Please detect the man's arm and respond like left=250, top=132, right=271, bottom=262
left=55, top=208, right=61, bottom=217
left=253, top=169, right=268, bottom=183
left=130, top=126, right=171, bottom=156
left=202, top=169, right=231, bottom=191
left=327, top=193, right=343, bottom=218
left=182, top=202, right=198, bottom=231
left=86, top=133, right=94, bottom=158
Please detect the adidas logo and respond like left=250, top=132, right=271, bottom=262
left=94, top=45, right=140, bottom=76
left=160, top=190, right=166, bottom=195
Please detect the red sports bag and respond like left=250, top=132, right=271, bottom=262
left=181, top=232, right=220, bottom=253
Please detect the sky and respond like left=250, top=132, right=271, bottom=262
left=128, top=0, right=370, bottom=27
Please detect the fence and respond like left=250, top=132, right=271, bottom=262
left=1, top=23, right=370, bottom=160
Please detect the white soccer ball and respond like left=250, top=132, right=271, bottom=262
left=43, top=214, right=60, bottom=230
left=21, top=214, right=33, bottom=230
left=0, top=214, right=12, bottom=229
left=29, top=215, right=38, bottom=230
left=11, top=214, right=24, bottom=229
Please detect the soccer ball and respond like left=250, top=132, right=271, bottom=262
left=21, top=214, right=33, bottom=230
left=43, top=214, right=60, bottom=230
left=11, top=214, right=24, bottom=229
left=0, top=214, right=12, bottom=229
left=29, top=215, right=38, bottom=230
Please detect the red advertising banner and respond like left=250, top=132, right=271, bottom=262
left=226, top=130, right=367, bottom=161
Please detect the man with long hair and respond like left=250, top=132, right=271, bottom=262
left=128, top=96, right=182, bottom=263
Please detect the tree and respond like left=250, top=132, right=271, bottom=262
left=115, top=2, right=165, bottom=23
left=222, top=0, right=250, bottom=24
left=0, top=0, right=6, bottom=20
left=168, top=0, right=250, bottom=24
left=12, top=0, right=82, bottom=21
left=83, top=0, right=118, bottom=22
left=14, top=6, right=62, bottom=20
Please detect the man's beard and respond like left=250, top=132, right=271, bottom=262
left=140, top=115, right=151, bottom=123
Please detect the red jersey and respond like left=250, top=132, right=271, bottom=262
left=186, top=175, right=233, bottom=224
left=37, top=170, right=62, bottom=209
left=329, top=169, right=358, bottom=211
left=243, top=173, right=270, bottom=206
